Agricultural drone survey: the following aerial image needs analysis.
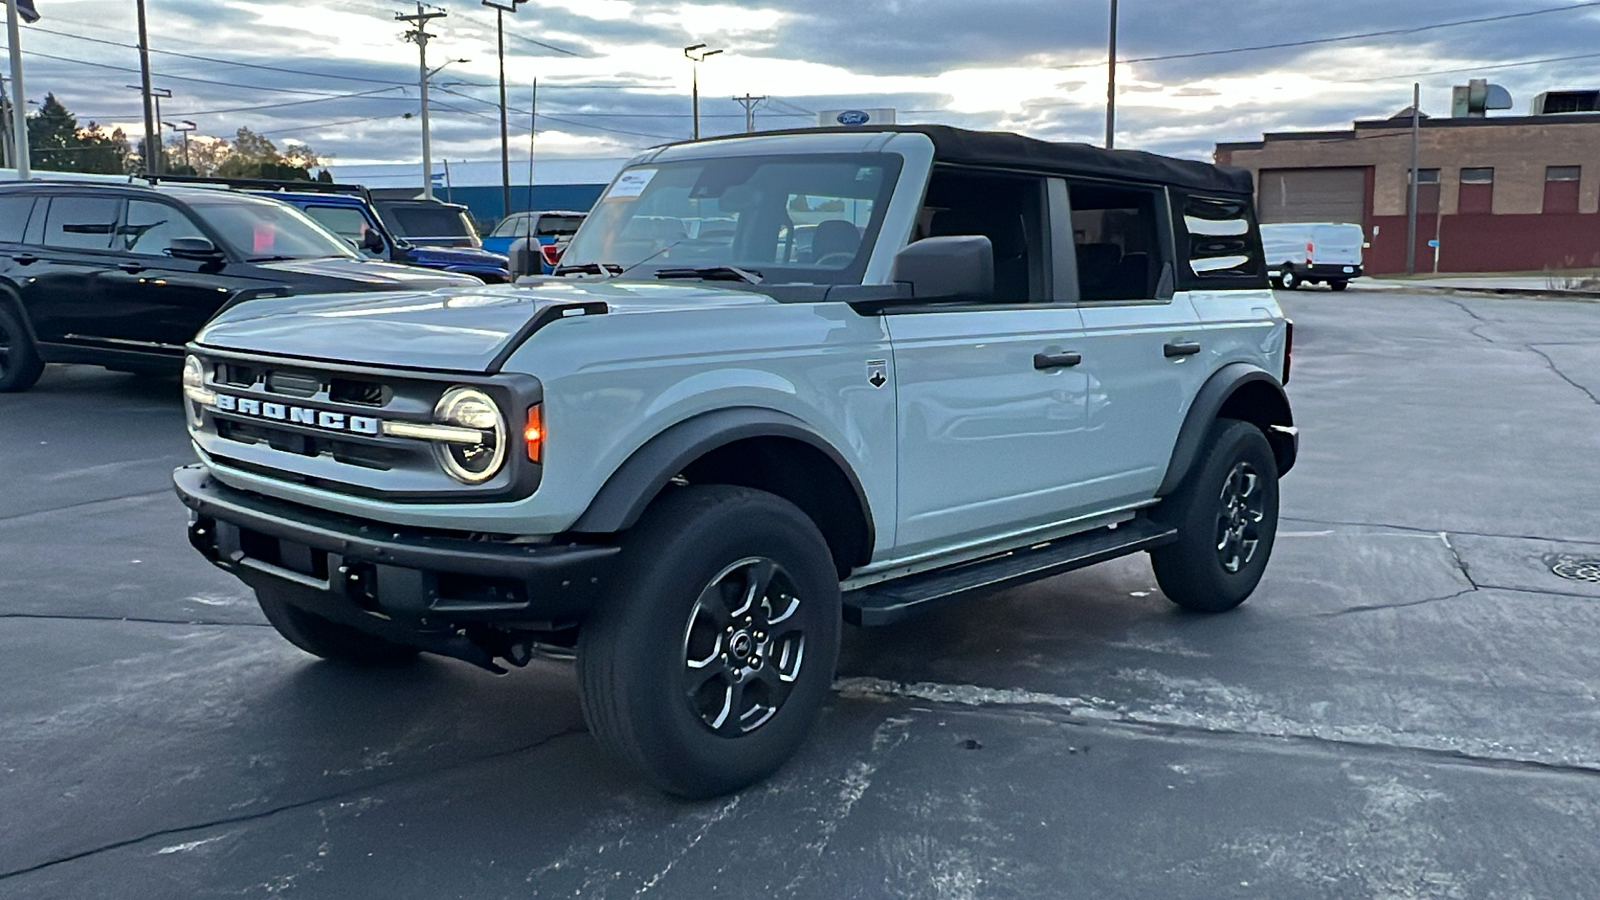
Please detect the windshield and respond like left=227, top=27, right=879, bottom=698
left=188, top=196, right=358, bottom=261
left=388, top=205, right=474, bottom=238
left=559, top=153, right=901, bottom=285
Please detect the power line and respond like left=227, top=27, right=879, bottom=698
left=1352, top=49, right=1600, bottom=83
left=1054, top=1, right=1600, bottom=69
left=260, top=113, right=413, bottom=137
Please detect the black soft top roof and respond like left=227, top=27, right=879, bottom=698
left=700, top=124, right=1254, bottom=197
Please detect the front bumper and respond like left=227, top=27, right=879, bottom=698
left=174, top=464, right=617, bottom=645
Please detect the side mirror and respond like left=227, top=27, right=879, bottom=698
left=168, top=237, right=224, bottom=262
left=362, top=230, right=386, bottom=254
left=890, top=236, right=994, bottom=303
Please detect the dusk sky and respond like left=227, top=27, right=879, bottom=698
left=7, top=0, right=1600, bottom=166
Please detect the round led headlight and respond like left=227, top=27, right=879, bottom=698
left=182, top=355, right=214, bottom=426
left=432, top=387, right=507, bottom=484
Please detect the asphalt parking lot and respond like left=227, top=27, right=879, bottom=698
left=3, top=289, right=1599, bottom=898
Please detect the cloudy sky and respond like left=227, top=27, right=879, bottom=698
left=7, top=0, right=1600, bottom=169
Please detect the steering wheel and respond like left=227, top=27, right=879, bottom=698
left=813, top=252, right=856, bottom=268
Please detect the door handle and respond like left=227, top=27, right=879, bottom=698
left=11, top=253, right=38, bottom=265
left=1033, top=351, right=1083, bottom=370
left=1163, top=341, right=1201, bottom=358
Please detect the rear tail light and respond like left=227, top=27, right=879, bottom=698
left=1305, top=241, right=1314, bottom=265
left=540, top=243, right=563, bottom=267
left=1283, top=320, right=1294, bottom=385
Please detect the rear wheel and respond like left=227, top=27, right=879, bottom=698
left=1151, top=419, right=1280, bottom=613
left=578, top=485, right=841, bottom=798
left=1329, top=279, right=1349, bottom=292
left=0, top=304, right=45, bottom=393
left=256, top=587, right=419, bottom=666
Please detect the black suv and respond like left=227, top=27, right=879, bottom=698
left=0, top=182, right=480, bottom=392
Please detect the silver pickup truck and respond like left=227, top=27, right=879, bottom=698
left=174, top=125, right=1296, bottom=797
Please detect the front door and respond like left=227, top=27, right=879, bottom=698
left=110, top=199, right=243, bottom=350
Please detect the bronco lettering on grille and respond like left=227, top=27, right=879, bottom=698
left=213, top=394, right=381, bottom=435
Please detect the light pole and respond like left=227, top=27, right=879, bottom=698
left=482, top=0, right=525, bottom=221
left=4, top=0, right=29, bottom=178
left=166, top=119, right=196, bottom=171
left=1105, top=0, right=1118, bottom=150
left=684, top=43, right=722, bottom=140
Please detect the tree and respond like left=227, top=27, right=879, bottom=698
left=214, top=127, right=318, bottom=180
left=24, top=94, right=134, bottom=174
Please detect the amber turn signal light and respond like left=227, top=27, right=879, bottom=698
left=524, top=405, right=543, bottom=463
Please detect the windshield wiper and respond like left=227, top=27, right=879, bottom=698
left=247, top=255, right=299, bottom=262
left=654, top=266, right=764, bottom=284
left=553, top=261, right=624, bottom=277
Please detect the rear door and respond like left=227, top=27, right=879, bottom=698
left=1310, top=224, right=1363, bottom=268
left=17, top=193, right=125, bottom=348
left=1066, top=179, right=1207, bottom=511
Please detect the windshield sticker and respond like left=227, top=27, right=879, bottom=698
left=605, top=168, right=658, bottom=201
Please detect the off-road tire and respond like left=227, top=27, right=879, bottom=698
left=1151, top=419, right=1280, bottom=612
left=0, top=303, right=45, bottom=393
left=256, top=587, right=419, bottom=666
left=577, top=485, right=841, bottom=799
left=1329, top=280, right=1349, bottom=292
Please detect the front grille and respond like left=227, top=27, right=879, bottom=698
left=186, top=349, right=543, bottom=503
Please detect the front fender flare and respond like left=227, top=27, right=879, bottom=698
left=568, top=406, right=875, bottom=550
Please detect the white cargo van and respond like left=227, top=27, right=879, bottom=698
left=1261, top=222, right=1365, bottom=291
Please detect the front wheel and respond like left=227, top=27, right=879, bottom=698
left=577, top=485, right=841, bottom=798
left=256, top=587, right=420, bottom=666
left=1279, top=268, right=1300, bottom=290
left=1151, top=419, right=1280, bottom=612
left=0, top=303, right=45, bottom=393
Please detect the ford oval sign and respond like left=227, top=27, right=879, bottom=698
left=836, top=110, right=871, bottom=126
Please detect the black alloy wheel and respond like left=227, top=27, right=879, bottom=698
left=682, top=557, right=809, bottom=736
left=0, top=304, right=45, bottom=393
left=1214, top=461, right=1266, bottom=574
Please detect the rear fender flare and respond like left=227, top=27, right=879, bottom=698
left=1158, top=362, right=1295, bottom=496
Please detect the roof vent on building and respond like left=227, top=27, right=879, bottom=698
left=1532, top=90, right=1600, bottom=115
left=1451, top=79, right=1513, bottom=117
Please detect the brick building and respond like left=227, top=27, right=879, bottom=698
left=1215, top=103, right=1600, bottom=275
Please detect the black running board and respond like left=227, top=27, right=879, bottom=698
left=842, top=519, right=1177, bottom=626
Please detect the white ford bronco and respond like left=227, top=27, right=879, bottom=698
left=174, top=125, right=1296, bottom=797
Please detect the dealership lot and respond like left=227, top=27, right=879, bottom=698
left=3, top=290, right=1599, bottom=898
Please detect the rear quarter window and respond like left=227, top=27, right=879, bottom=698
left=1171, top=192, right=1269, bottom=289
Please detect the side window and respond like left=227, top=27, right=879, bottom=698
left=918, top=168, right=1050, bottom=302
left=1068, top=183, right=1164, bottom=302
left=302, top=205, right=378, bottom=254
left=1171, top=192, right=1268, bottom=288
left=43, top=196, right=121, bottom=252
left=491, top=215, right=526, bottom=237
left=121, top=200, right=209, bottom=257
left=0, top=196, right=34, bottom=243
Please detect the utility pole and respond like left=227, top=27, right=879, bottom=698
left=6, top=0, right=31, bottom=177
left=128, top=85, right=170, bottom=174
left=1406, top=82, right=1420, bottom=276
left=482, top=0, right=523, bottom=221
left=733, top=94, right=765, bottom=133
left=398, top=3, right=448, bottom=199
left=0, top=73, right=12, bottom=169
left=684, top=44, right=722, bottom=140
left=1105, top=0, right=1118, bottom=150
left=135, top=0, right=159, bottom=175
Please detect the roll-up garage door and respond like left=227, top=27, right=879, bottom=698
left=1257, top=168, right=1366, bottom=224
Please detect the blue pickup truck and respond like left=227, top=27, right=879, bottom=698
left=153, top=177, right=512, bottom=283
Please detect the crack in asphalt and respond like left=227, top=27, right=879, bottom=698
left=1440, top=297, right=1496, bottom=344
left=1439, top=533, right=1481, bottom=590
left=1318, top=588, right=1478, bottom=618
left=1527, top=344, right=1600, bottom=408
left=0, top=727, right=588, bottom=882
left=0, top=613, right=269, bottom=628
left=0, top=489, right=172, bottom=524
left=837, top=677, right=1600, bottom=781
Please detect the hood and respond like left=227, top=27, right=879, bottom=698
left=196, top=278, right=774, bottom=373
left=406, top=244, right=511, bottom=267
left=258, top=256, right=482, bottom=288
